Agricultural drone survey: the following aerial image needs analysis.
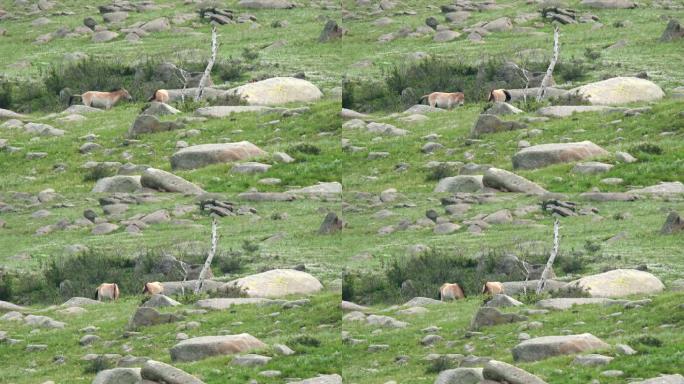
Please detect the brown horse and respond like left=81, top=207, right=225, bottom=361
left=440, top=283, right=466, bottom=301
left=95, top=283, right=120, bottom=301
left=419, top=92, right=465, bottom=109
left=482, top=281, right=505, bottom=295
left=147, top=89, right=170, bottom=103
left=69, top=89, right=132, bottom=109
left=488, top=89, right=512, bottom=102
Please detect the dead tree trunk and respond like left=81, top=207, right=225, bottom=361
left=195, top=25, right=218, bottom=102
left=536, top=219, right=560, bottom=295
left=195, top=217, right=219, bottom=294
left=536, top=26, right=560, bottom=102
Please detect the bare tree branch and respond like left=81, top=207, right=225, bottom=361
left=537, top=26, right=560, bottom=102
left=195, top=217, right=219, bottom=294
left=195, top=25, right=219, bottom=102
left=536, top=219, right=560, bottom=295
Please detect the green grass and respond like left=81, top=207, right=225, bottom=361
left=0, top=292, right=340, bottom=384
left=341, top=291, right=684, bottom=384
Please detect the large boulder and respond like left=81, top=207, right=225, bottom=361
left=141, top=17, right=170, bottom=32
left=92, top=368, right=142, bottom=384
left=435, top=368, right=484, bottom=384
left=224, top=269, right=323, bottom=298
left=570, top=77, right=664, bottom=105
left=170, top=142, right=267, bottom=170
left=434, top=175, right=484, bottom=193
left=238, top=0, right=295, bottom=9
left=471, top=114, right=526, bottom=137
left=512, top=333, right=610, bottom=362
left=92, top=175, right=143, bottom=193
left=141, top=168, right=205, bottom=195
left=470, top=307, right=527, bottom=330
left=0, top=300, right=27, bottom=313
left=512, top=141, right=609, bottom=170
left=567, top=269, right=664, bottom=298
left=483, top=360, right=547, bottom=384
left=580, top=0, right=636, bottom=8
left=483, top=167, right=548, bottom=195
left=141, top=360, right=204, bottom=384
left=225, top=77, right=322, bottom=106
left=0, top=108, right=27, bottom=120
left=170, top=334, right=267, bottom=362
left=128, top=114, right=183, bottom=137
left=127, top=307, right=182, bottom=329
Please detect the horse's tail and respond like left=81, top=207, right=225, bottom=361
left=68, top=94, right=81, bottom=106
left=503, top=90, right=512, bottom=102
left=147, top=90, right=157, bottom=102
left=419, top=94, right=430, bottom=104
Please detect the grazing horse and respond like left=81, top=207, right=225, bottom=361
left=147, top=89, right=170, bottom=103
left=143, top=281, right=164, bottom=295
left=69, top=89, right=132, bottom=110
left=419, top=92, right=465, bottom=109
left=95, top=283, right=120, bottom=301
left=488, top=89, right=512, bottom=103
left=440, top=283, right=466, bottom=301
left=482, top=281, right=505, bottom=295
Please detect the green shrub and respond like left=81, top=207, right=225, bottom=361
left=425, top=356, right=457, bottom=374
left=83, top=356, right=114, bottom=374
left=289, top=143, right=321, bottom=155
left=425, top=163, right=458, bottom=181
left=630, top=143, right=663, bottom=155
left=632, top=335, right=663, bottom=347
left=290, top=335, right=321, bottom=347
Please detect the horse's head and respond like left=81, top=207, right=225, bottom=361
left=119, top=88, right=133, bottom=101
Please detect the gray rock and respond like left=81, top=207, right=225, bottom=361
left=366, top=315, right=407, bottom=328
left=471, top=114, right=526, bottom=137
left=238, top=0, right=295, bottom=9
left=580, top=0, right=636, bottom=8
left=127, top=307, right=181, bottom=330
left=141, top=168, right=204, bottom=195
left=571, top=162, right=614, bottom=174
left=512, top=333, right=610, bottom=362
left=91, top=223, right=119, bottom=235
left=567, top=269, right=664, bottom=298
left=92, top=368, right=142, bottom=384
left=486, top=294, right=523, bottom=307
left=92, top=176, right=142, bottom=193
left=92, top=30, right=119, bottom=43
left=537, top=298, right=623, bottom=310
left=483, top=360, right=547, bottom=384
left=572, top=354, right=614, bottom=366
left=170, top=334, right=267, bottom=362
left=231, top=354, right=271, bottom=366
left=24, top=314, right=65, bottom=329
left=483, top=168, right=548, bottom=195
left=288, top=374, right=342, bottom=384
left=141, top=359, right=204, bottom=384
left=434, top=175, right=484, bottom=193
left=570, top=77, right=663, bottom=105
left=128, top=114, right=183, bottom=137
left=512, top=141, right=609, bottom=170
left=486, top=102, right=522, bottom=115
left=434, top=368, right=483, bottom=384
left=537, top=105, right=624, bottom=118
left=631, top=375, right=684, bottom=384
left=470, top=307, right=526, bottom=330
left=171, top=142, right=267, bottom=170
left=141, top=294, right=181, bottom=308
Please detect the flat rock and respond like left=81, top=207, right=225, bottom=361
left=513, top=333, right=610, bottom=362
left=512, top=141, right=609, bottom=170
left=171, top=142, right=267, bottom=170
left=629, top=182, right=684, bottom=196
left=471, top=114, right=526, bottom=137
left=538, top=105, right=625, bottom=118
left=0, top=108, right=27, bottom=120
left=170, top=334, right=267, bottom=362
left=567, top=269, right=664, bottom=298
left=196, top=298, right=275, bottom=310
left=0, top=300, right=27, bottom=313
left=570, top=77, right=664, bottom=105
left=238, top=0, right=295, bottom=8
left=483, top=167, right=548, bottom=195
left=225, top=77, right=322, bottom=106
left=483, top=360, right=547, bottom=384
left=572, top=162, right=614, bottom=174
left=141, top=168, right=205, bottom=195
left=486, top=102, right=523, bottom=115
left=195, top=106, right=280, bottom=118
left=62, top=297, right=102, bottom=307
left=537, top=298, right=622, bottom=310
left=580, top=0, right=636, bottom=8
left=127, top=307, right=181, bottom=329
left=288, top=375, right=342, bottom=384
left=486, top=294, right=523, bottom=307
left=224, top=269, right=322, bottom=298
left=572, top=354, right=614, bottom=366
left=141, top=294, right=181, bottom=308
left=288, top=182, right=342, bottom=197
left=631, top=375, right=684, bottom=384
left=91, top=223, right=119, bottom=235
left=366, top=314, right=407, bottom=328
left=141, top=359, right=204, bottom=384
left=580, top=192, right=637, bottom=201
